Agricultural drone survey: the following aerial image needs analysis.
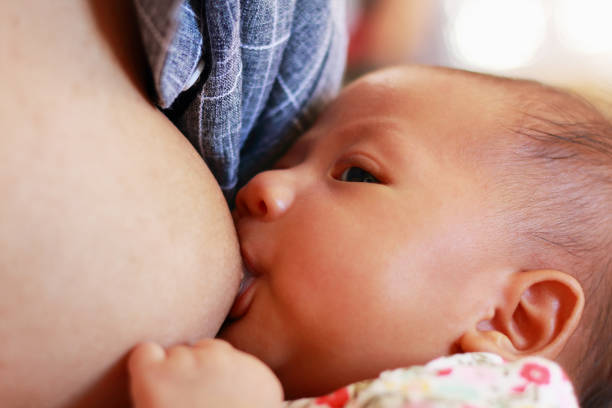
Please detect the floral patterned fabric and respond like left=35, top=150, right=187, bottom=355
left=284, top=353, right=579, bottom=408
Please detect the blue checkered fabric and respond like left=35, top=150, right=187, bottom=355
left=132, top=0, right=347, bottom=202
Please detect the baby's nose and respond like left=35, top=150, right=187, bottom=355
left=235, top=170, right=295, bottom=220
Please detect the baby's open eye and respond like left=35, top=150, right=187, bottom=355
left=339, top=167, right=380, bottom=183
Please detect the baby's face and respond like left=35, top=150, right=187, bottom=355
left=220, top=66, right=516, bottom=397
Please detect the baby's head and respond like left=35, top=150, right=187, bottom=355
left=219, top=66, right=611, bottom=405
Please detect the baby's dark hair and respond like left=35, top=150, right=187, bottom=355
left=497, top=80, right=612, bottom=407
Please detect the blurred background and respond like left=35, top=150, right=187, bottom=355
left=346, top=0, right=612, bottom=104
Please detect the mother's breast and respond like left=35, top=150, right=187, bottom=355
left=0, top=1, right=241, bottom=407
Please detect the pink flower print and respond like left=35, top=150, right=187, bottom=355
left=436, top=368, right=453, bottom=376
left=315, top=387, right=350, bottom=408
left=511, top=383, right=527, bottom=393
left=520, top=363, right=551, bottom=385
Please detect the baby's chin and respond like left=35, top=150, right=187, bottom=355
left=216, top=309, right=260, bottom=357
left=216, top=320, right=249, bottom=362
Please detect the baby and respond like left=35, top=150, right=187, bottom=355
left=127, top=66, right=611, bottom=407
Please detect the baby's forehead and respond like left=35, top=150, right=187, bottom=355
left=316, top=66, right=600, bottom=178
left=345, top=67, right=517, bottom=149
left=337, top=66, right=521, bottom=130
left=352, top=65, right=577, bottom=115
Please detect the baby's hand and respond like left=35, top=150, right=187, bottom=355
left=128, top=339, right=283, bottom=408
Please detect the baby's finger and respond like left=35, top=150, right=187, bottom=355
left=128, top=342, right=166, bottom=374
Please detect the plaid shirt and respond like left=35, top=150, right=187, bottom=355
left=132, top=0, right=347, bottom=202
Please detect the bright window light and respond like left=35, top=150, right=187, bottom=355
left=556, top=0, right=612, bottom=55
left=446, top=0, right=547, bottom=71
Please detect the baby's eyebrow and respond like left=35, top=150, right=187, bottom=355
left=370, top=130, right=413, bottom=165
left=330, top=120, right=414, bottom=171
left=348, top=120, right=410, bottom=147
left=367, top=124, right=430, bottom=180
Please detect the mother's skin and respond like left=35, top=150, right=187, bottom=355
left=0, top=1, right=241, bottom=407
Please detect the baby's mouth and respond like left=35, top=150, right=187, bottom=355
left=237, top=264, right=255, bottom=295
left=228, top=264, right=257, bottom=319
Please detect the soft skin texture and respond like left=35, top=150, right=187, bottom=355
left=219, top=66, right=584, bottom=398
left=129, top=340, right=283, bottom=408
left=0, top=1, right=241, bottom=407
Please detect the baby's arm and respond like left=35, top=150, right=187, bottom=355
left=128, top=339, right=283, bottom=408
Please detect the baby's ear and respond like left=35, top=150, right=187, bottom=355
left=459, top=269, right=584, bottom=360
